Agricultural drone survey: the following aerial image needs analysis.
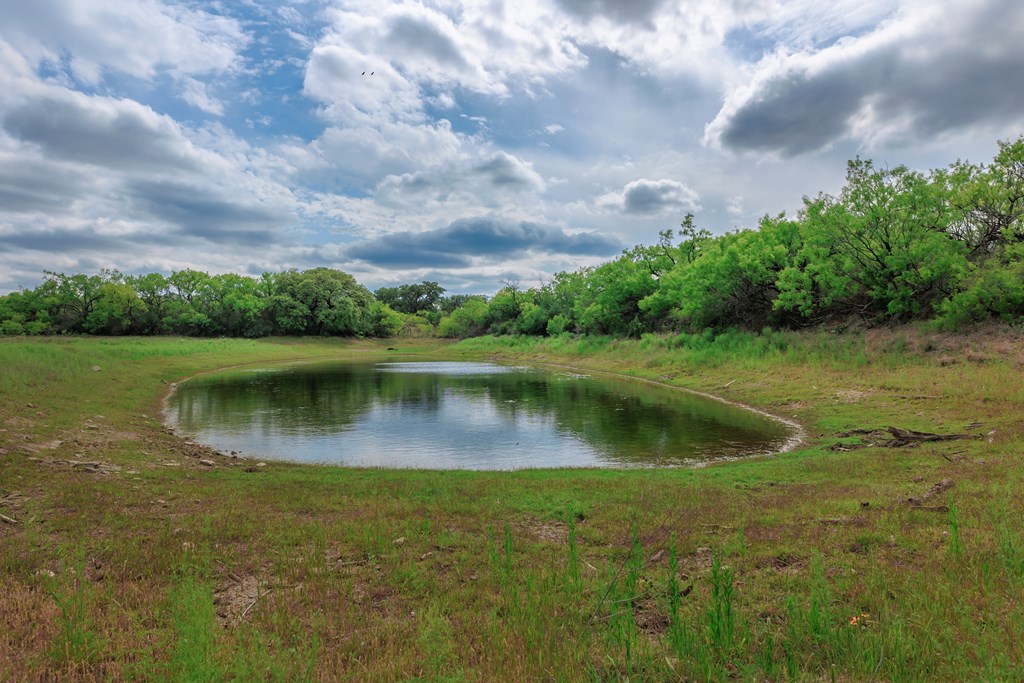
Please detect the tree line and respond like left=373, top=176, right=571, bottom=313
left=2, top=137, right=1022, bottom=338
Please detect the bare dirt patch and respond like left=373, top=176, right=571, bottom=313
left=214, top=574, right=263, bottom=628
left=516, top=518, right=570, bottom=545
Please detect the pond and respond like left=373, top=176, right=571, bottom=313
left=166, top=360, right=797, bottom=470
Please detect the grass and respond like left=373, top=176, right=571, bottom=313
left=0, top=328, right=1022, bottom=680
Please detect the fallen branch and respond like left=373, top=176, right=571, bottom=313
left=908, top=478, right=954, bottom=506
left=885, top=427, right=980, bottom=447
left=834, top=427, right=981, bottom=449
left=0, top=514, right=18, bottom=525
left=240, top=587, right=272, bottom=620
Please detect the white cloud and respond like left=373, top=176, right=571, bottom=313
left=181, top=78, right=225, bottom=116
left=0, top=0, right=247, bottom=84
left=597, top=178, right=701, bottom=215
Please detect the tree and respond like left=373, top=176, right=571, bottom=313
left=271, top=268, right=375, bottom=336
left=374, top=281, right=446, bottom=314
left=438, top=298, right=489, bottom=338
left=777, top=160, right=967, bottom=321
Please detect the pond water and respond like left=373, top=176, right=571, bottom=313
left=166, top=360, right=795, bottom=470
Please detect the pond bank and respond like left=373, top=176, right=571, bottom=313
left=0, top=330, right=1021, bottom=680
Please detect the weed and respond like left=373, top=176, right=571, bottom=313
left=948, top=497, right=964, bottom=562
left=44, top=552, right=102, bottom=667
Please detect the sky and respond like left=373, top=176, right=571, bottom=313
left=1, top=0, right=1023, bottom=295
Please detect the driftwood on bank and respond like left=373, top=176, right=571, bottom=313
left=831, top=427, right=981, bottom=451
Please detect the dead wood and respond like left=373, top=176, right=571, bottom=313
left=907, top=478, right=954, bottom=506
left=834, top=427, right=981, bottom=450
left=884, top=427, right=980, bottom=446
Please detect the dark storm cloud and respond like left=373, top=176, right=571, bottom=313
left=2, top=92, right=201, bottom=172
left=386, top=14, right=467, bottom=68
left=711, top=0, right=1024, bottom=155
left=345, top=217, right=622, bottom=268
left=717, top=70, right=864, bottom=155
left=0, top=157, right=93, bottom=213
left=554, top=0, right=667, bottom=26
left=125, top=179, right=292, bottom=245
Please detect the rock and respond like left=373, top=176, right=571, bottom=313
left=199, top=459, right=216, bottom=467
left=91, top=365, right=101, bottom=372
left=393, top=537, right=406, bottom=545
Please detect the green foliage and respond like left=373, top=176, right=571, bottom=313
left=936, top=243, right=1024, bottom=328
left=575, top=257, right=657, bottom=336
left=374, top=281, right=446, bottom=314
left=0, top=266, right=384, bottom=338
left=370, top=301, right=404, bottom=337
left=545, top=314, right=571, bottom=336
left=438, top=298, right=488, bottom=338
left=3, top=136, right=1024, bottom=339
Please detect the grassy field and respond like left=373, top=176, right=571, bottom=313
left=1, top=329, right=1022, bottom=681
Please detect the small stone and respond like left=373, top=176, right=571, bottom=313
left=91, top=365, right=101, bottom=372
left=256, top=462, right=266, bottom=467
left=393, top=537, right=406, bottom=545
left=199, top=459, right=215, bottom=467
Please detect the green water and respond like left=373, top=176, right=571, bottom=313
left=166, top=360, right=795, bottom=469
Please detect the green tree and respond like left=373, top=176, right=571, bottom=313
left=643, top=216, right=804, bottom=330
left=374, top=281, right=446, bottom=314
left=777, top=160, right=967, bottom=321
left=271, top=268, right=375, bottom=336
left=438, top=298, right=489, bottom=338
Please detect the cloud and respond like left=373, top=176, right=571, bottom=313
left=375, top=151, right=546, bottom=207
left=0, top=0, right=246, bottom=85
left=386, top=12, right=470, bottom=70
left=344, top=217, right=622, bottom=269
left=0, top=151, right=94, bottom=213
left=2, top=89, right=206, bottom=172
left=0, top=226, right=127, bottom=253
left=474, top=152, right=546, bottom=189
left=706, top=0, right=1024, bottom=155
left=598, top=178, right=701, bottom=215
left=309, top=118, right=463, bottom=188
left=553, top=0, right=668, bottom=27
left=181, top=78, right=225, bottom=116
left=124, top=179, right=292, bottom=244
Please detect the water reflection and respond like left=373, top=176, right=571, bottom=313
left=167, top=361, right=793, bottom=469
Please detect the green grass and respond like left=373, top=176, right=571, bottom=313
left=1, top=330, right=1023, bottom=679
